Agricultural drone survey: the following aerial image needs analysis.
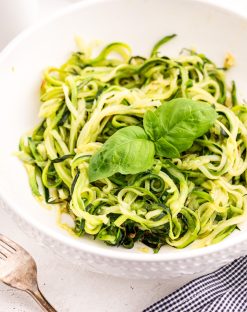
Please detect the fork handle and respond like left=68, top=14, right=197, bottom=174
left=27, top=286, right=57, bottom=312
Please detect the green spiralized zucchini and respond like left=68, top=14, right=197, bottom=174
left=17, top=35, right=247, bottom=253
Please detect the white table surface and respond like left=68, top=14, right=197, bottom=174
left=1, top=0, right=247, bottom=311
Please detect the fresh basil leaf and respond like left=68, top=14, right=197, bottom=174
left=89, top=126, right=155, bottom=182
left=143, top=98, right=217, bottom=157
left=155, top=138, right=180, bottom=158
left=143, top=110, right=162, bottom=141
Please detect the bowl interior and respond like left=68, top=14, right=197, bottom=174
left=0, top=0, right=247, bottom=259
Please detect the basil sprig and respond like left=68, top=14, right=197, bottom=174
left=144, top=98, right=218, bottom=158
left=89, top=98, right=217, bottom=182
left=89, top=126, right=155, bottom=182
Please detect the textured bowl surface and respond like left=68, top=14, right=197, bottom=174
left=0, top=0, right=247, bottom=279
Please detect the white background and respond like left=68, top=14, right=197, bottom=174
left=0, top=0, right=247, bottom=311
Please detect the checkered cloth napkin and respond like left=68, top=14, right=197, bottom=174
left=144, top=256, right=247, bottom=312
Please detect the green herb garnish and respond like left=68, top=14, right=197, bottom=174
left=89, top=98, right=217, bottom=181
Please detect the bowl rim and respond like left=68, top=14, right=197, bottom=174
left=1, top=0, right=247, bottom=262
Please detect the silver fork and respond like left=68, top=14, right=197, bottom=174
left=0, top=234, right=57, bottom=312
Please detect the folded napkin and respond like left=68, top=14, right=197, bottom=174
left=144, top=256, right=247, bottom=312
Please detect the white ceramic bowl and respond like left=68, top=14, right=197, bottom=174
left=0, top=0, right=247, bottom=279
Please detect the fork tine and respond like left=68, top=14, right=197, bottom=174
left=0, top=249, right=7, bottom=259
left=0, top=241, right=15, bottom=254
left=0, top=234, right=17, bottom=252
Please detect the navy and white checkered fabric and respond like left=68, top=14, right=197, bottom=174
left=144, top=256, right=247, bottom=312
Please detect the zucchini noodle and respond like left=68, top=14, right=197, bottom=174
left=17, top=35, right=247, bottom=252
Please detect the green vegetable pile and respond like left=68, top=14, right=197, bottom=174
left=18, top=35, right=247, bottom=252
